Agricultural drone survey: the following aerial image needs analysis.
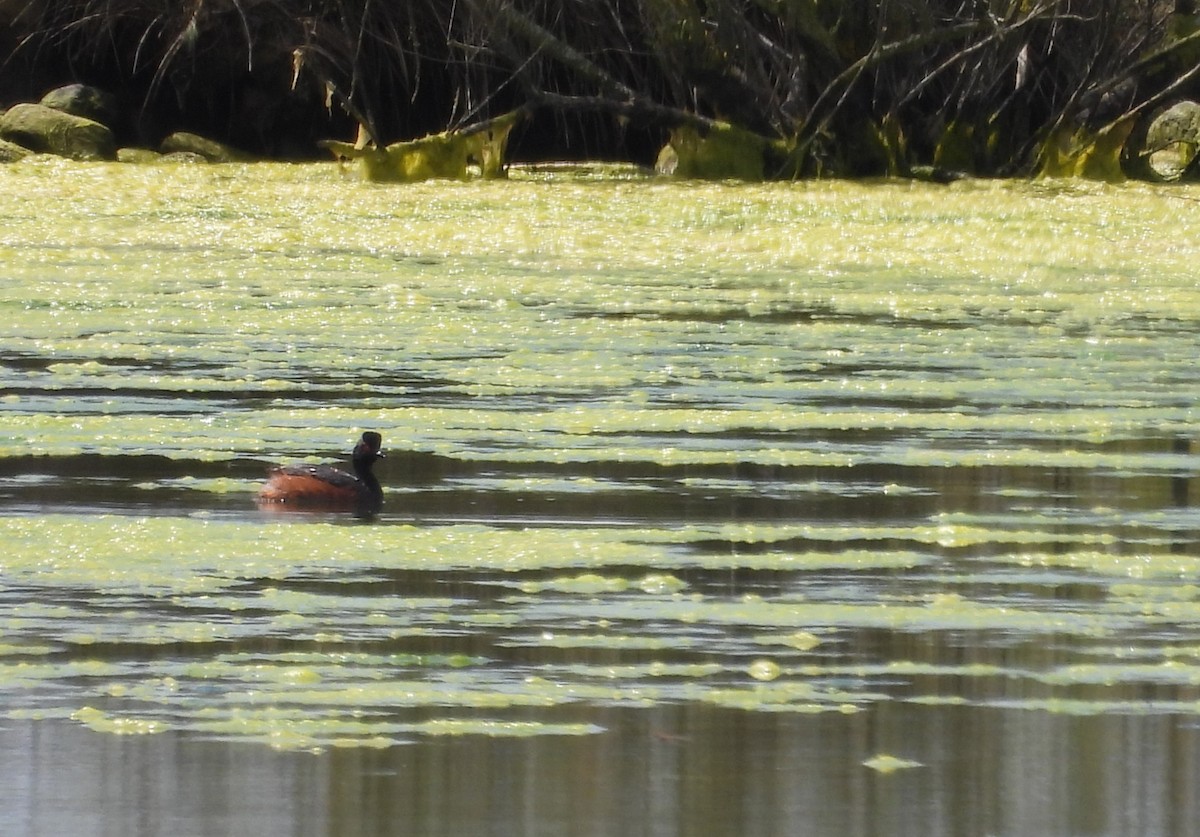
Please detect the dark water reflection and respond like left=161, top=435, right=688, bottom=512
left=5, top=702, right=1198, bottom=837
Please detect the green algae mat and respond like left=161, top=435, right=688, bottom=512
left=2, top=159, right=1200, bottom=752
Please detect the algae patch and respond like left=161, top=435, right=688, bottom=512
left=863, top=753, right=924, bottom=773
left=2, top=164, right=1200, bottom=750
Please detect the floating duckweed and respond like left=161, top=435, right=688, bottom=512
left=144, top=477, right=252, bottom=494
left=1111, top=583, right=1200, bottom=602
left=1013, top=551, right=1200, bottom=578
left=754, top=631, right=824, bottom=651
left=863, top=754, right=923, bottom=773
left=637, top=573, right=687, bottom=594
left=885, top=661, right=1005, bottom=678
left=71, top=706, right=167, bottom=735
left=331, top=736, right=394, bottom=749
left=1037, top=662, right=1200, bottom=687
left=277, top=668, right=323, bottom=685
left=560, top=661, right=721, bottom=680
left=417, top=719, right=605, bottom=737
left=266, top=729, right=321, bottom=753
left=926, top=592, right=966, bottom=608
left=993, top=698, right=1200, bottom=715
left=8, top=707, right=76, bottom=721
left=521, top=573, right=629, bottom=595
left=512, top=633, right=695, bottom=652
left=748, top=659, right=782, bottom=681
left=0, top=643, right=56, bottom=657
left=703, top=681, right=872, bottom=712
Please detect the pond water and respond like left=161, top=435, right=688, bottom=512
left=2, top=159, right=1200, bottom=835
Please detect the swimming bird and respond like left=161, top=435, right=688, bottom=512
left=257, top=431, right=384, bottom=511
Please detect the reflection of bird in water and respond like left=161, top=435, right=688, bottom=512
left=257, top=431, right=384, bottom=512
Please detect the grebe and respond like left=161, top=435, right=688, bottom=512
left=257, top=431, right=384, bottom=511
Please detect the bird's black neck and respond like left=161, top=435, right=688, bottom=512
left=353, top=451, right=382, bottom=500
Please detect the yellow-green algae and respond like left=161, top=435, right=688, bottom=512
left=71, top=706, right=168, bottom=736
left=3, top=162, right=1200, bottom=749
left=3, top=166, right=1200, bottom=426
left=11, top=514, right=1132, bottom=591
left=863, top=753, right=924, bottom=773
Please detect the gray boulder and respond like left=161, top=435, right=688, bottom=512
left=159, top=131, right=252, bottom=163
left=0, top=103, right=117, bottom=161
left=117, top=147, right=163, bottom=163
left=40, top=84, right=120, bottom=128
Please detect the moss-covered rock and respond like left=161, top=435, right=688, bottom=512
left=657, top=122, right=766, bottom=180
left=119, top=147, right=207, bottom=164
left=323, top=112, right=520, bottom=183
left=0, top=137, right=31, bottom=162
left=1146, top=100, right=1200, bottom=148
left=1143, top=100, right=1200, bottom=180
left=909, top=165, right=969, bottom=184
left=0, top=103, right=116, bottom=160
left=160, top=131, right=253, bottom=162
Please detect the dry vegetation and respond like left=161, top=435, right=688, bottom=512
left=2, top=0, right=1198, bottom=176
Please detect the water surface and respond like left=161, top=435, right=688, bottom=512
left=2, top=159, right=1200, bottom=835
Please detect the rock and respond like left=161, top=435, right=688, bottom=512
left=909, top=164, right=969, bottom=184
left=1145, top=100, right=1200, bottom=151
left=117, top=147, right=163, bottom=163
left=159, top=131, right=252, bottom=162
left=40, top=84, right=120, bottom=128
left=162, top=151, right=208, bottom=164
left=119, top=146, right=211, bottom=164
left=0, top=137, right=31, bottom=162
left=658, top=122, right=767, bottom=180
left=0, top=103, right=117, bottom=161
left=1144, top=100, right=1200, bottom=181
